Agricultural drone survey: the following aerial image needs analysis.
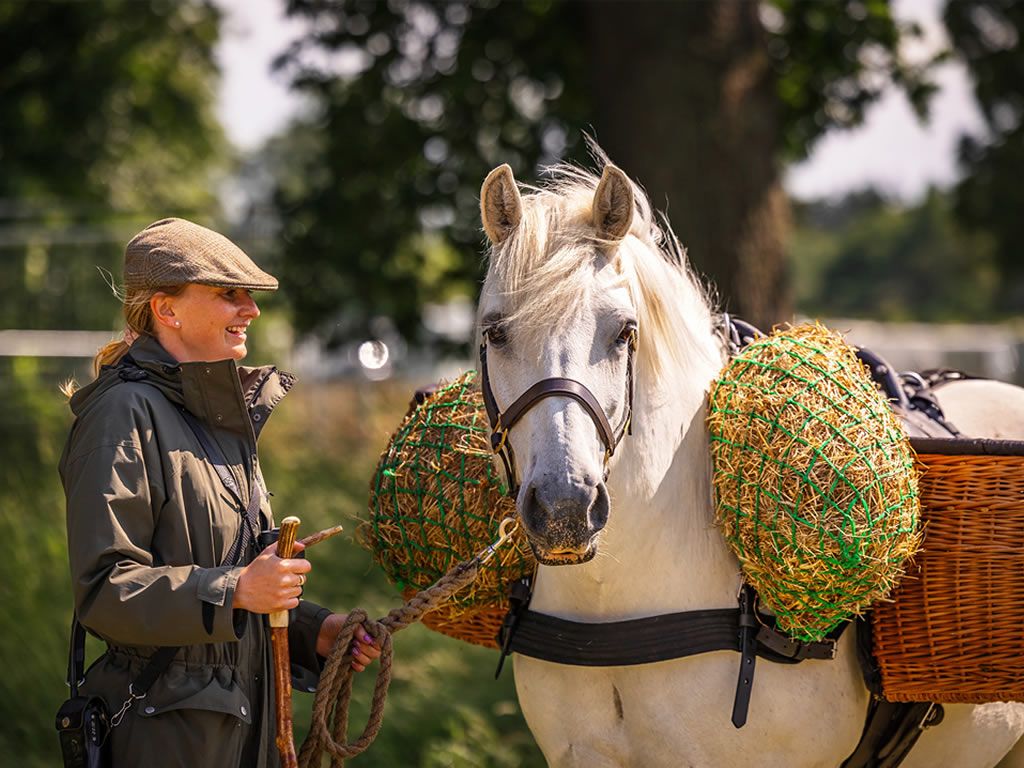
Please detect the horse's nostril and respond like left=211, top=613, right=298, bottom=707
left=588, top=484, right=610, bottom=534
left=521, top=484, right=548, bottom=534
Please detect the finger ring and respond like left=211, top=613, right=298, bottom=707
left=298, top=574, right=306, bottom=586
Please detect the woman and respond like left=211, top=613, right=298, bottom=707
left=59, top=218, right=379, bottom=766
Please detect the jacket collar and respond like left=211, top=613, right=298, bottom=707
left=115, top=334, right=294, bottom=439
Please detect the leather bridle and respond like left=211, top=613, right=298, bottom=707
left=478, top=328, right=638, bottom=495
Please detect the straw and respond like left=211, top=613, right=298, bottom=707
left=708, top=323, right=921, bottom=641
left=360, top=372, right=535, bottom=647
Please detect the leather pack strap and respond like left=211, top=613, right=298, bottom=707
left=732, top=583, right=759, bottom=728
left=177, top=407, right=263, bottom=567
left=502, top=605, right=747, bottom=666
left=117, top=357, right=264, bottom=567
left=499, top=581, right=843, bottom=669
left=66, top=617, right=87, bottom=696
left=66, top=615, right=178, bottom=699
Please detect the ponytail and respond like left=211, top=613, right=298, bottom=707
left=92, top=339, right=131, bottom=378
left=61, top=284, right=184, bottom=398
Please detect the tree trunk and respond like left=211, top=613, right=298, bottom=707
left=585, top=0, right=791, bottom=329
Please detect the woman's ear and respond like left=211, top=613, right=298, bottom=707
left=150, top=292, right=180, bottom=329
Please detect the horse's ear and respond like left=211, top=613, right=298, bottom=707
left=481, top=164, right=522, bottom=245
left=593, top=165, right=634, bottom=241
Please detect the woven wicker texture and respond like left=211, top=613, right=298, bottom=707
left=400, top=589, right=509, bottom=649
left=872, top=450, right=1024, bottom=703
left=360, top=371, right=534, bottom=648
left=708, top=323, right=921, bottom=642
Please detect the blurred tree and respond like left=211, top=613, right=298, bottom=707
left=944, top=0, right=1024, bottom=311
left=791, top=188, right=1000, bottom=321
left=0, top=0, right=226, bottom=331
left=271, top=0, right=932, bottom=340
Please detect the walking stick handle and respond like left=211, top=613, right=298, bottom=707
left=271, top=516, right=300, bottom=629
left=271, top=516, right=300, bottom=768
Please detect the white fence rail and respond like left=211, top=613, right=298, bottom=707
left=2, top=321, right=1022, bottom=385
left=0, top=330, right=117, bottom=358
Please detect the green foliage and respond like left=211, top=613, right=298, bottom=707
left=0, top=0, right=228, bottom=331
left=0, top=358, right=81, bottom=767
left=768, top=0, right=939, bottom=160
left=269, top=0, right=935, bottom=343
left=0, top=0, right=224, bottom=208
left=945, top=0, right=1024, bottom=306
left=272, top=0, right=591, bottom=343
left=790, top=189, right=1006, bottom=320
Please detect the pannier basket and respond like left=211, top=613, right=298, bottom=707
left=871, top=437, right=1024, bottom=703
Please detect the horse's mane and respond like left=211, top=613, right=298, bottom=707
left=482, top=160, right=723, bottom=387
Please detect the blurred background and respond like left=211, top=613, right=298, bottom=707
left=2, top=0, right=1022, bottom=765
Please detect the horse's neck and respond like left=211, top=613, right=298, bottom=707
left=531, top=365, right=741, bottom=619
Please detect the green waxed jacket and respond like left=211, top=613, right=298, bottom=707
left=59, top=335, right=329, bottom=768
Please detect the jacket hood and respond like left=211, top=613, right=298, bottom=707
left=70, top=335, right=185, bottom=417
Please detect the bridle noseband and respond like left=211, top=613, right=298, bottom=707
left=478, top=329, right=637, bottom=495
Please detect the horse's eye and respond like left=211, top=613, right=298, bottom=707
left=485, top=323, right=509, bottom=348
left=616, top=323, right=637, bottom=348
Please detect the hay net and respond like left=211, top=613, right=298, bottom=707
left=708, top=323, right=921, bottom=643
left=360, top=371, right=534, bottom=613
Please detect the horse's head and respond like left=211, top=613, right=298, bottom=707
left=477, top=162, right=640, bottom=565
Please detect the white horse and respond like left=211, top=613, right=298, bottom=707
left=475, top=159, right=1024, bottom=768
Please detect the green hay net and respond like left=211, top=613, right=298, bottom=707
left=361, top=371, right=534, bottom=614
left=708, top=323, right=921, bottom=642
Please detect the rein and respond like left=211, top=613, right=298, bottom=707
left=298, top=519, right=518, bottom=768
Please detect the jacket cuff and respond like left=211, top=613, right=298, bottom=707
left=289, top=601, right=332, bottom=693
left=197, top=566, right=244, bottom=641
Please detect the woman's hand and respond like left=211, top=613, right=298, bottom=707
left=317, top=612, right=382, bottom=672
left=233, top=541, right=312, bottom=614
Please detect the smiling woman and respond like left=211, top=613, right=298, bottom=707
left=57, top=218, right=380, bottom=768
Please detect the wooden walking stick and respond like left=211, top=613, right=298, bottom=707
left=272, top=516, right=301, bottom=768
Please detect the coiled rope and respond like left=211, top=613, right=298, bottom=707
left=298, top=519, right=517, bottom=768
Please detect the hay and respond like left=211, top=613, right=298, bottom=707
left=708, top=323, right=921, bottom=642
left=360, top=371, right=535, bottom=648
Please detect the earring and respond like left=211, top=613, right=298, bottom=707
left=174, top=320, right=181, bottom=328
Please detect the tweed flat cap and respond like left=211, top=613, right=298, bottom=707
left=124, top=218, right=278, bottom=292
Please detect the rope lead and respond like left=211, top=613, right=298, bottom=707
left=299, top=520, right=517, bottom=768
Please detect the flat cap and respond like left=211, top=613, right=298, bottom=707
left=124, top=217, right=278, bottom=292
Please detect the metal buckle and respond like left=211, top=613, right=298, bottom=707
left=110, top=683, right=146, bottom=728
left=479, top=517, right=518, bottom=565
left=492, top=427, right=509, bottom=453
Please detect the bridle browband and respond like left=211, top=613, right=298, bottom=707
left=478, top=328, right=637, bottom=495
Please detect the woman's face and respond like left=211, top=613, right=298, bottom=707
left=155, top=284, right=261, bottom=362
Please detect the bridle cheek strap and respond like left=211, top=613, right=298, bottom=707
left=478, top=333, right=636, bottom=495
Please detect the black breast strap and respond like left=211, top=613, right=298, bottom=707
left=496, top=579, right=844, bottom=728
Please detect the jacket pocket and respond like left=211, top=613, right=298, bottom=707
left=137, top=675, right=253, bottom=724
left=107, top=671, right=254, bottom=767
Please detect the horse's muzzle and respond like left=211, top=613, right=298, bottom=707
left=519, top=480, right=608, bottom=565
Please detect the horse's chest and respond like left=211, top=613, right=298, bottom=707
left=514, top=654, right=864, bottom=768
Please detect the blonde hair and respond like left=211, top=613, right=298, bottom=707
left=61, top=284, right=184, bottom=397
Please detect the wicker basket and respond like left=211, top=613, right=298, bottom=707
left=871, top=437, right=1024, bottom=703
left=402, top=588, right=506, bottom=649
